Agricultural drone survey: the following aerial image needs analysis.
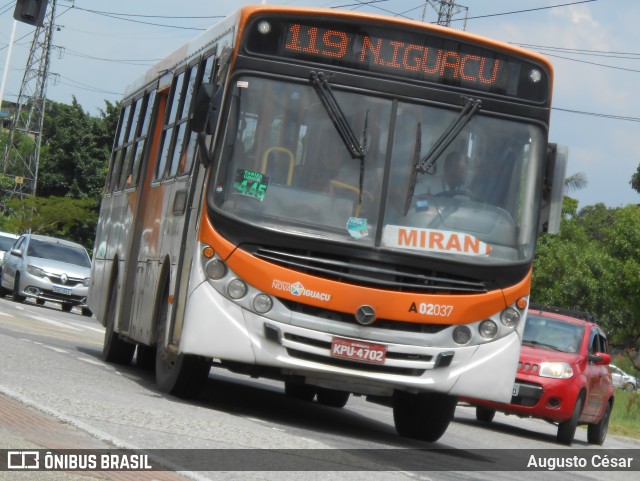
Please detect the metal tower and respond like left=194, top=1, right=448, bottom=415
left=422, top=0, right=468, bottom=29
left=1, top=0, right=57, bottom=200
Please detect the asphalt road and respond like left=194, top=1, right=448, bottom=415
left=0, top=296, right=639, bottom=480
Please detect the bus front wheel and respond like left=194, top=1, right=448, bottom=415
left=154, top=295, right=211, bottom=398
left=393, top=391, right=457, bottom=442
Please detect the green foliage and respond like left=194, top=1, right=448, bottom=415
left=532, top=200, right=640, bottom=368
left=609, top=389, right=640, bottom=439
left=38, top=98, right=115, bottom=201
left=1, top=97, right=118, bottom=250
left=3, top=196, right=97, bottom=248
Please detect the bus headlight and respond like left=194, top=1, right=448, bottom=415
left=452, top=325, right=471, bottom=345
left=227, top=278, right=247, bottom=299
left=501, top=308, right=521, bottom=327
left=478, top=320, right=498, bottom=339
left=253, top=294, right=273, bottom=314
left=205, top=259, right=227, bottom=280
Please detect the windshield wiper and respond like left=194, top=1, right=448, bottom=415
left=310, top=71, right=367, bottom=203
left=403, top=96, right=481, bottom=215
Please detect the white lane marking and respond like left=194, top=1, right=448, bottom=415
left=0, top=311, right=15, bottom=317
left=68, top=322, right=104, bottom=334
left=77, top=357, right=107, bottom=367
left=30, top=315, right=83, bottom=331
left=42, top=345, right=69, bottom=354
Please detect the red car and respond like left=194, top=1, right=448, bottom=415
left=464, top=305, right=614, bottom=445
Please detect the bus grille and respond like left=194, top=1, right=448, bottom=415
left=250, top=246, right=487, bottom=294
left=278, top=300, right=450, bottom=334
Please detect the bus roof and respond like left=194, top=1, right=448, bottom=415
left=123, top=4, right=553, bottom=101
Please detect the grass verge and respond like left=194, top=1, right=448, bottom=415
left=609, top=388, right=640, bottom=439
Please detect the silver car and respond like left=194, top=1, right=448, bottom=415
left=0, top=234, right=92, bottom=316
left=0, top=231, right=19, bottom=273
left=609, top=364, right=638, bottom=391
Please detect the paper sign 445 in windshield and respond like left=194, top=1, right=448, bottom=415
left=234, top=169, right=269, bottom=201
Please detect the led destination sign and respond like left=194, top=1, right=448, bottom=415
left=245, top=17, right=549, bottom=102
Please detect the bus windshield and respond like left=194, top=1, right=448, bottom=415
left=211, top=75, right=545, bottom=264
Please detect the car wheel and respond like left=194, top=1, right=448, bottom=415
left=0, top=281, right=7, bottom=297
left=316, top=388, right=350, bottom=408
left=624, top=382, right=636, bottom=392
left=81, top=307, right=93, bottom=317
left=393, top=391, right=457, bottom=442
left=557, top=395, right=583, bottom=445
left=102, top=283, right=135, bottom=365
left=155, top=289, right=211, bottom=398
left=476, top=406, right=496, bottom=423
left=284, top=381, right=316, bottom=402
left=587, top=401, right=611, bottom=445
left=12, top=274, right=26, bottom=303
left=61, top=303, right=73, bottom=312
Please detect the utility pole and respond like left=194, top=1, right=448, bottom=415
left=422, top=0, right=468, bottom=30
left=1, top=0, right=56, bottom=200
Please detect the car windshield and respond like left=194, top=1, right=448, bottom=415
left=210, top=76, right=546, bottom=264
left=522, top=314, right=585, bottom=354
left=0, top=235, right=16, bottom=251
left=27, top=239, right=91, bottom=268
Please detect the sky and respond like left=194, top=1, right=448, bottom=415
left=1, top=0, right=639, bottom=209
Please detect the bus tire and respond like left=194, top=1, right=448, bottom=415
left=316, top=388, right=350, bottom=408
left=154, top=294, right=210, bottom=398
left=393, top=391, right=457, bottom=442
left=284, top=381, right=316, bottom=402
left=136, top=344, right=156, bottom=371
left=102, top=282, right=135, bottom=365
left=475, top=406, right=496, bottom=423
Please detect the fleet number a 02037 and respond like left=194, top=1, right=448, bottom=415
left=409, top=302, right=454, bottom=317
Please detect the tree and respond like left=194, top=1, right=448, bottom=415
left=532, top=202, right=640, bottom=373
left=3, top=195, right=97, bottom=247
left=38, top=97, right=113, bottom=201
left=631, top=164, right=640, bottom=195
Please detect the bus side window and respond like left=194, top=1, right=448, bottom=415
left=118, top=98, right=143, bottom=190
left=156, top=71, right=185, bottom=181
left=107, top=103, right=133, bottom=193
left=132, top=90, right=156, bottom=186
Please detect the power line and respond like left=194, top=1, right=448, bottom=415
left=516, top=43, right=640, bottom=60
left=70, top=6, right=224, bottom=20
left=553, top=107, right=640, bottom=123
left=539, top=52, right=640, bottom=73
left=456, top=0, right=598, bottom=22
left=69, top=6, right=211, bottom=30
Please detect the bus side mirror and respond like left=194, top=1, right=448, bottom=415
left=191, top=82, right=222, bottom=135
left=538, top=143, right=568, bottom=234
left=192, top=83, right=224, bottom=168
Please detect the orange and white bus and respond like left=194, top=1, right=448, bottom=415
left=88, top=4, right=566, bottom=442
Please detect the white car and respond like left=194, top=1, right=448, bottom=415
left=609, top=364, right=638, bottom=391
left=0, top=233, right=92, bottom=316
left=0, top=231, right=19, bottom=263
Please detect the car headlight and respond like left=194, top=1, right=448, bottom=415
left=26, top=264, right=45, bottom=278
left=539, top=361, right=573, bottom=379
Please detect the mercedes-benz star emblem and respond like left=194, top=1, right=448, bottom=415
left=355, top=305, right=376, bottom=325
left=60, top=273, right=68, bottom=284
